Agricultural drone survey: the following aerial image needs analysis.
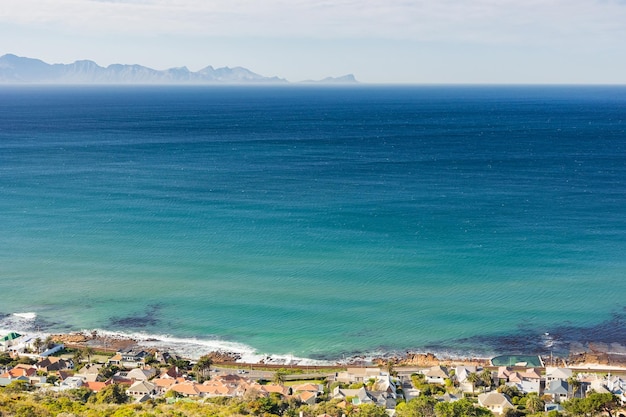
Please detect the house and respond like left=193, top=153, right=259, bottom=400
left=126, top=367, right=157, bottom=381
left=261, top=383, right=291, bottom=396
left=372, top=374, right=397, bottom=397
left=545, top=403, right=565, bottom=413
left=59, top=376, right=84, bottom=390
left=76, top=363, right=102, bottom=382
left=545, top=367, right=573, bottom=382
left=199, top=380, right=235, bottom=397
left=108, top=347, right=150, bottom=368
left=605, top=375, right=626, bottom=405
left=57, top=370, right=74, bottom=383
left=456, top=366, right=479, bottom=393
left=84, top=381, right=108, bottom=392
left=170, top=380, right=203, bottom=398
left=153, top=350, right=178, bottom=365
left=499, top=367, right=542, bottom=394
left=209, top=374, right=265, bottom=398
left=423, top=365, right=449, bottom=384
left=0, top=333, right=23, bottom=352
left=297, top=390, right=317, bottom=405
left=519, top=368, right=542, bottom=393
left=335, top=367, right=388, bottom=384
left=0, top=365, right=39, bottom=386
left=368, top=389, right=397, bottom=409
left=544, top=380, right=569, bottom=402
left=292, top=382, right=324, bottom=395
left=587, top=379, right=611, bottom=394
left=35, top=357, right=73, bottom=373
left=404, top=387, right=421, bottom=402
left=159, top=365, right=183, bottom=379
left=332, top=386, right=376, bottom=405
left=0, top=366, right=35, bottom=387
left=438, top=392, right=461, bottom=403
left=108, top=353, right=123, bottom=366
left=477, top=392, right=515, bottom=414
left=127, top=380, right=157, bottom=399
left=152, top=377, right=180, bottom=395
left=292, top=382, right=324, bottom=405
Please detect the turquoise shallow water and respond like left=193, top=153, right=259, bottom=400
left=1, top=85, right=625, bottom=361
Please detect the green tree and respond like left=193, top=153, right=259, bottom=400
left=503, top=409, right=521, bottom=417
left=313, top=398, right=344, bottom=417
left=33, top=337, right=44, bottom=353
left=0, top=352, right=12, bottom=365
left=168, top=357, right=190, bottom=370
left=44, top=335, right=55, bottom=349
left=585, top=392, right=618, bottom=417
left=94, top=383, right=129, bottom=404
left=467, top=372, right=480, bottom=394
left=498, top=385, right=521, bottom=399
left=435, top=397, right=493, bottom=417
left=355, top=403, right=388, bottom=417
left=562, top=394, right=617, bottom=417
left=411, top=373, right=426, bottom=387
left=383, top=360, right=396, bottom=377
left=66, top=386, right=93, bottom=403
left=568, top=376, right=582, bottom=399
left=99, top=364, right=121, bottom=380
left=72, top=349, right=84, bottom=366
left=563, top=398, right=588, bottom=417
left=525, top=393, right=545, bottom=414
left=248, top=395, right=280, bottom=415
left=193, top=355, right=213, bottom=382
left=82, top=346, right=94, bottom=365
left=480, top=370, right=493, bottom=390
left=4, top=380, right=31, bottom=393
left=396, top=395, right=438, bottom=417
left=273, top=370, right=287, bottom=385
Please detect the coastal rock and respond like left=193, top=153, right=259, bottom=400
left=568, top=351, right=626, bottom=367
left=50, top=333, right=138, bottom=352
left=51, top=333, right=89, bottom=344
left=201, top=351, right=242, bottom=363
left=401, top=352, right=441, bottom=366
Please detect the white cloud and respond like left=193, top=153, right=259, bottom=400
left=2, top=0, right=625, bottom=83
left=2, top=0, right=625, bottom=45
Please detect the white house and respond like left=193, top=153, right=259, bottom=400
left=59, top=376, right=84, bottom=390
left=478, top=392, right=515, bottom=414
left=423, top=365, right=449, bottom=384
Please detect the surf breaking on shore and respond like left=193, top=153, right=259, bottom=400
left=3, top=310, right=626, bottom=368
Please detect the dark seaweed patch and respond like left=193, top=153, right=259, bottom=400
left=442, top=307, right=626, bottom=356
left=109, top=304, right=162, bottom=329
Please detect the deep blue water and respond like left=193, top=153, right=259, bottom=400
left=1, top=85, right=625, bottom=361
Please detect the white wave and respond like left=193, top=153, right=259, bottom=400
left=0, top=312, right=39, bottom=335
left=13, top=312, right=37, bottom=320
left=80, top=328, right=332, bottom=365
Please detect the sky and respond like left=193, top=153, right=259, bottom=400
left=1, top=0, right=625, bottom=84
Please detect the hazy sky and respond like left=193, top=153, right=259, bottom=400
left=1, top=0, right=625, bottom=83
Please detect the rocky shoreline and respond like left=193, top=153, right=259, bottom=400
left=49, top=331, right=626, bottom=370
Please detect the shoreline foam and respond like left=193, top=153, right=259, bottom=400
left=4, top=311, right=626, bottom=368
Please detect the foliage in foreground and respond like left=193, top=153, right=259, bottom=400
left=0, top=388, right=388, bottom=417
left=1, top=383, right=623, bottom=417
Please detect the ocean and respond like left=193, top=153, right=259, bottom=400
left=1, top=85, right=625, bottom=363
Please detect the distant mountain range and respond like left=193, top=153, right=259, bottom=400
left=0, top=54, right=357, bottom=84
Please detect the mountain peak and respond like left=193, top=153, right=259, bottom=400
left=0, top=54, right=292, bottom=84
left=300, top=74, right=359, bottom=84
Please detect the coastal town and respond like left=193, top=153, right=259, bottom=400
left=1, top=330, right=625, bottom=417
